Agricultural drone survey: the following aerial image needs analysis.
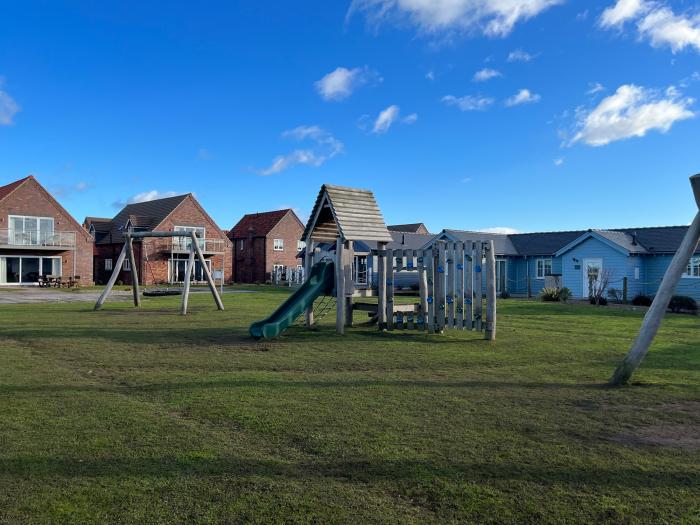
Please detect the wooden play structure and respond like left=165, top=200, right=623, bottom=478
left=250, top=183, right=497, bottom=340
left=94, top=231, right=224, bottom=315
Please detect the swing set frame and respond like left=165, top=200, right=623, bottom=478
left=93, top=230, right=224, bottom=315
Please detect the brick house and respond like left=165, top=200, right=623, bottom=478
left=85, top=193, right=232, bottom=286
left=228, top=209, right=304, bottom=283
left=0, top=175, right=94, bottom=285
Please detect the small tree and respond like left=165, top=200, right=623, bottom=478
left=588, top=267, right=612, bottom=305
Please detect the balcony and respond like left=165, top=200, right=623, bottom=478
left=171, top=237, right=225, bottom=254
left=0, top=229, right=76, bottom=250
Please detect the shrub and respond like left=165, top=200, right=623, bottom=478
left=541, top=287, right=560, bottom=302
left=589, top=296, right=608, bottom=306
left=668, top=295, right=698, bottom=314
left=607, top=288, right=623, bottom=303
left=559, top=287, right=572, bottom=303
left=500, top=290, right=511, bottom=299
left=632, top=294, right=653, bottom=307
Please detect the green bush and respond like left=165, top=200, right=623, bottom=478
left=632, top=294, right=653, bottom=307
left=668, top=295, right=698, bottom=314
left=541, top=287, right=560, bottom=302
left=500, top=290, right=511, bottom=299
left=559, top=287, right=572, bottom=303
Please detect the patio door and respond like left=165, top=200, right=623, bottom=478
left=582, top=258, right=603, bottom=298
left=0, top=256, right=61, bottom=284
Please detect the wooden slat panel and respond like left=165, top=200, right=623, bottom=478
left=426, top=248, right=435, bottom=334
left=386, top=252, right=395, bottom=331
left=474, top=242, right=484, bottom=332
left=455, top=242, right=465, bottom=329
left=447, top=243, right=455, bottom=329
left=437, top=242, right=446, bottom=332
left=465, top=242, right=474, bottom=330
left=418, top=251, right=428, bottom=331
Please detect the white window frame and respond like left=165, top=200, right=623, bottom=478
left=8, top=215, right=55, bottom=245
left=123, top=258, right=131, bottom=272
left=683, top=256, right=700, bottom=278
left=297, top=240, right=305, bottom=252
left=105, top=258, right=113, bottom=271
left=273, top=238, right=284, bottom=251
left=536, top=258, right=552, bottom=279
left=239, top=239, right=245, bottom=251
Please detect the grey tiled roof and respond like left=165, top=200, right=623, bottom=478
left=440, top=230, right=519, bottom=256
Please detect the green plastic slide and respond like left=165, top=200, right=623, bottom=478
left=249, top=260, right=335, bottom=339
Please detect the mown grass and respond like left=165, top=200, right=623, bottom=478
left=0, top=289, right=699, bottom=524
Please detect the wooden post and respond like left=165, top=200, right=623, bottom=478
left=623, top=276, right=628, bottom=303
left=126, top=235, right=141, bottom=307
left=180, top=248, right=196, bottom=315
left=418, top=252, right=429, bottom=330
left=455, top=242, right=465, bottom=329
left=447, top=243, right=456, bottom=329
left=191, top=232, right=225, bottom=311
left=465, top=242, right=473, bottom=330
left=304, top=238, right=314, bottom=327
left=426, top=248, right=435, bottom=333
left=94, top=243, right=128, bottom=310
left=377, top=243, right=388, bottom=330
left=335, top=238, right=345, bottom=335
left=436, top=241, right=446, bottom=332
left=386, top=251, right=395, bottom=331
left=344, top=240, right=354, bottom=327
left=485, top=240, right=497, bottom=341
left=474, top=242, right=484, bottom=331
left=611, top=208, right=700, bottom=385
left=526, top=257, right=532, bottom=298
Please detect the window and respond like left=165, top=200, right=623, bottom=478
left=239, top=239, right=245, bottom=251
left=174, top=226, right=206, bottom=251
left=105, top=259, right=113, bottom=271
left=8, top=215, right=54, bottom=245
left=536, top=258, right=552, bottom=279
left=684, top=256, right=700, bottom=278
left=273, top=239, right=284, bottom=251
left=297, top=240, right=305, bottom=252
left=123, top=259, right=131, bottom=272
left=634, top=267, right=640, bottom=280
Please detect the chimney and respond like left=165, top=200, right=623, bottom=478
left=631, top=232, right=638, bottom=246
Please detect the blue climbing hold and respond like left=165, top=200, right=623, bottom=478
left=457, top=264, right=463, bottom=270
left=427, top=296, right=433, bottom=304
left=437, top=266, right=444, bottom=273
left=475, top=265, right=482, bottom=273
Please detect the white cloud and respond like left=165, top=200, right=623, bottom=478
left=505, top=88, right=541, bottom=106
left=0, top=79, right=20, bottom=125
left=258, top=126, right=344, bottom=175
left=473, top=68, right=501, bottom=82
left=587, top=82, right=605, bottom=95
left=554, top=157, right=564, bottom=166
left=571, top=84, right=695, bottom=146
left=371, top=105, right=416, bottom=133
left=507, top=49, right=534, bottom=62
left=442, top=94, right=494, bottom=111
left=314, top=66, right=379, bottom=101
left=426, top=70, right=435, bottom=81
left=599, top=0, right=649, bottom=28
left=480, top=227, right=520, bottom=234
left=128, top=190, right=178, bottom=204
left=347, top=0, right=563, bottom=38
left=599, top=1, right=700, bottom=53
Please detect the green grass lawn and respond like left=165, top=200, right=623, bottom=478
left=1, top=289, right=699, bottom=524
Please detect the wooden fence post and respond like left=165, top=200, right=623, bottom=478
left=447, top=243, right=455, bottom=329
left=305, top=238, right=315, bottom=327
left=418, top=252, right=429, bottom=330
left=344, top=240, right=354, bottom=327
left=426, top=248, right=435, bottom=334
left=474, top=242, right=484, bottom=331
left=465, top=242, right=473, bottom=330
left=126, top=235, right=141, bottom=307
left=436, top=241, right=446, bottom=332
left=335, top=238, right=345, bottom=335
left=377, top=243, right=388, bottom=330
left=485, top=240, right=497, bottom=341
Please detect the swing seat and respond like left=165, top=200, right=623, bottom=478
left=143, top=289, right=182, bottom=297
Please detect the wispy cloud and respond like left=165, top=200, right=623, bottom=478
left=113, top=190, right=178, bottom=208
left=442, top=94, right=494, bottom=111
left=314, top=66, right=380, bottom=101
left=554, top=157, right=565, bottom=166
left=480, top=227, right=520, bottom=234
left=258, top=125, right=344, bottom=175
left=371, top=105, right=417, bottom=134
left=505, top=89, right=541, bottom=106
left=347, top=0, right=563, bottom=38
left=425, top=70, right=435, bottom=81
left=587, top=82, right=605, bottom=95
left=52, top=181, right=91, bottom=199
left=599, top=0, right=700, bottom=53
left=0, top=78, right=20, bottom=126
left=473, top=68, right=501, bottom=82
left=507, top=49, right=535, bottom=62
left=570, top=84, right=695, bottom=146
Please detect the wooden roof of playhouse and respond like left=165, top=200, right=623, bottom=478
left=303, top=184, right=393, bottom=243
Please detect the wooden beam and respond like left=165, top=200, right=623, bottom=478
left=485, top=240, right=497, bottom=341
left=377, top=242, right=388, bottom=330
left=474, top=242, right=483, bottom=331
left=304, top=237, right=315, bottom=327
left=180, top=248, right=196, bottom=315
left=126, top=236, right=141, bottom=308
left=94, top=243, right=128, bottom=311
left=335, top=237, right=345, bottom=335
left=191, top=232, right=225, bottom=311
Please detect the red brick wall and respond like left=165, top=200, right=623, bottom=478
left=94, top=195, right=232, bottom=286
left=0, top=177, right=94, bottom=284
left=231, top=211, right=304, bottom=283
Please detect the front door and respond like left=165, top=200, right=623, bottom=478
left=582, top=258, right=603, bottom=298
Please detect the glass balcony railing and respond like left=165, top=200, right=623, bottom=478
left=171, top=237, right=225, bottom=253
left=0, top=229, right=76, bottom=248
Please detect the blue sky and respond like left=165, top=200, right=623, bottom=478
left=1, top=0, right=699, bottom=234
